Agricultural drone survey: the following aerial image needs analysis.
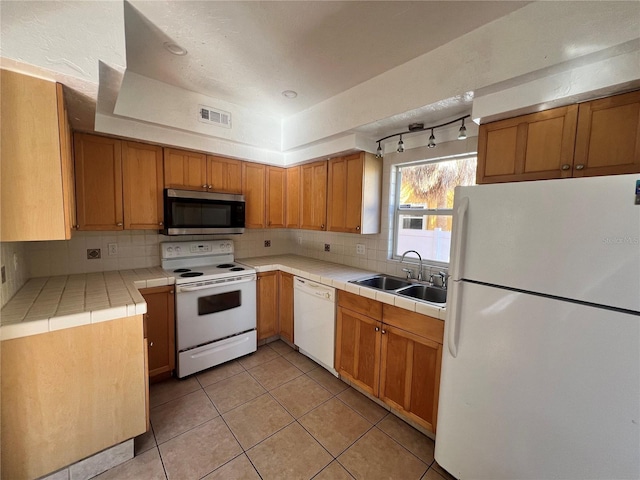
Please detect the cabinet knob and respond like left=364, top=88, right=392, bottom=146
left=73, top=225, right=79, bottom=229
left=356, top=226, right=360, bottom=231
left=208, top=185, right=213, bottom=189
left=561, top=164, right=571, bottom=171
left=321, top=224, right=325, bottom=230
left=375, top=327, right=380, bottom=332
left=170, top=290, right=174, bottom=294
left=381, top=329, right=386, bottom=334
left=159, top=222, right=163, bottom=226
left=575, top=164, right=585, bottom=170
left=116, top=222, right=123, bottom=227
left=202, top=184, right=208, bottom=188
left=149, top=341, right=154, bottom=347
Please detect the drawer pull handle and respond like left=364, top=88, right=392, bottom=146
left=575, top=164, right=585, bottom=170
left=561, top=164, right=571, bottom=171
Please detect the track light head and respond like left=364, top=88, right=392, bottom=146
left=428, top=129, right=436, bottom=148
left=376, top=142, right=383, bottom=158
left=458, top=118, right=467, bottom=140
left=397, top=135, right=405, bottom=153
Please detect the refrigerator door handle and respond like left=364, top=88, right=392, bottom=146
left=447, top=280, right=461, bottom=358
left=450, top=196, right=469, bottom=281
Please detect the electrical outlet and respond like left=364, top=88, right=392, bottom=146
left=356, top=243, right=366, bottom=255
left=108, top=243, right=118, bottom=256
left=264, top=240, right=271, bottom=247
left=87, top=248, right=101, bottom=260
left=1, top=266, right=6, bottom=284
left=297, top=235, right=302, bottom=245
left=324, top=243, right=330, bottom=252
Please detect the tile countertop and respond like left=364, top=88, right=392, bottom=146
left=238, top=254, right=446, bottom=320
left=0, top=256, right=445, bottom=342
left=0, top=267, right=174, bottom=341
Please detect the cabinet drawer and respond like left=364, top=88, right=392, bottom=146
left=382, top=305, right=443, bottom=344
left=337, top=290, right=382, bottom=321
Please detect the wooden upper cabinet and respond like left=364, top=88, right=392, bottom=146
left=477, top=105, right=579, bottom=184
left=74, top=133, right=124, bottom=230
left=163, top=148, right=207, bottom=191
left=574, top=90, right=640, bottom=177
left=208, top=156, right=243, bottom=193
left=286, top=166, right=301, bottom=228
left=300, top=160, right=328, bottom=230
left=266, top=166, right=286, bottom=228
left=278, top=271, right=294, bottom=344
left=257, top=271, right=279, bottom=341
left=242, top=162, right=266, bottom=228
left=1, top=70, right=75, bottom=241
left=327, top=152, right=381, bottom=234
left=122, top=141, right=164, bottom=230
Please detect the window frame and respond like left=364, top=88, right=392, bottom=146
left=392, top=153, right=477, bottom=267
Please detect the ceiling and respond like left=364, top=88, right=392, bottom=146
left=124, top=1, right=527, bottom=119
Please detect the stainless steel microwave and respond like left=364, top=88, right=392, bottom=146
left=162, top=189, right=245, bottom=235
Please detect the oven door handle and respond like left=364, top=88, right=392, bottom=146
left=177, top=275, right=256, bottom=292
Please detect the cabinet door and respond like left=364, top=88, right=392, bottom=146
left=278, top=271, right=294, bottom=344
left=286, top=166, right=301, bottom=228
left=327, top=156, right=348, bottom=232
left=266, top=166, right=286, bottom=228
left=574, top=89, right=640, bottom=177
left=57, top=83, right=76, bottom=235
left=300, top=160, right=327, bottom=230
left=335, top=306, right=381, bottom=396
left=379, top=324, right=442, bottom=433
left=164, top=148, right=207, bottom=190
left=122, top=141, right=164, bottom=230
left=140, top=286, right=176, bottom=381
left=208, top=156, right=243, bottom=193
left=477, top=105, right=578, bottom=184
left=74, top=133, right=124, bottom=230
left=242, top=162, right=266, bottom=228
left=257, top=271, right=279, bottom=340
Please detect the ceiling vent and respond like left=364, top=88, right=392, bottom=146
left=198, top=105, right=232, bottom=128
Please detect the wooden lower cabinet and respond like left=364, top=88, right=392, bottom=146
left=258, top=271, right=279, bottom=340
left=335, top=306, right=381, bottom=397
left=279, top=272, right=294, bottom=343
left=335, top=290, right=444, bottom=433
left=140, top=286, right=175, bottom=381
left=379, top=324, right=442, bottom=432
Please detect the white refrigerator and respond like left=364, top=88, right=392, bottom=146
left=434, top=174, right=640, bottom=480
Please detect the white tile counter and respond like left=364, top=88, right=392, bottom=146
left=239, top=254, right=446, bottom=320
left=0, top=267, right=174, bottom=341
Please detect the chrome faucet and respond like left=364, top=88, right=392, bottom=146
left=400, top=250, right=423, bottom=281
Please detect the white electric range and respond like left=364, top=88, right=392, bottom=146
left=161, top=240, right=257, bottom=377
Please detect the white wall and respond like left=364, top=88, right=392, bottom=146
left=0, top=242, right=29, bottom=307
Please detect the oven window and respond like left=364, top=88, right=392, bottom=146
left=198, top=291, right=241, bottom=315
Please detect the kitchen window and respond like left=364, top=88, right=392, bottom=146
left=393, top=154, right=477, bottom=265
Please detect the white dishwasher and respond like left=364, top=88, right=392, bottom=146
left=293, top=276, right=337, bottom=376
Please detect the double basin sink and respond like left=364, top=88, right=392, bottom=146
left=350, top=274, right=447, bottom=306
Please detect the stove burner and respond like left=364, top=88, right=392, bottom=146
left=217, top=263, right=235, bottom=268
left=230, top=267, right=245, bottom=271
left=181, top=272, right=203, bottom=278
left=174, top=268, right=191, bottom=273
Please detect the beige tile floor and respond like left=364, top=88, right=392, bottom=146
left=95, top=341, right=458, bottom=480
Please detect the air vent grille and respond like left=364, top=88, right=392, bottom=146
left=198, top=104, right=231, bottom=128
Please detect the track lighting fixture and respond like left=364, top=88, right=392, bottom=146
left=458, top=117, right=467, bottom=140
left=428, top=129, right=436, bottom=148
left=374, top=115, right=470, bottom=158
left=376, top=142, right=382, bottom=158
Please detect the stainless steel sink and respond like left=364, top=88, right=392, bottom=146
left=351, top=275, right=412, bottom=291
left=396, top=284, right=447, bottom=305
left=350, top=274, right=447, bottom=306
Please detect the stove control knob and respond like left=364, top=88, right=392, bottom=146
left=175, top=246, right=182, bottom=254
left=167, top=247, right=173, bottom=255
